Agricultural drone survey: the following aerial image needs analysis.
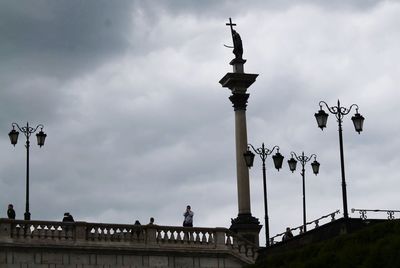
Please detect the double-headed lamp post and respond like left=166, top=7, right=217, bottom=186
left=243, top=143, right=284, bottom=247
left=287, top=152, right=320, bottom=232
left=314, top=100, right=364, bottom=219
left=8, top=122, right=47, bottom=220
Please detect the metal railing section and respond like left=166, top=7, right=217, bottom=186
left=351, top=208, right=400, bottom=220
left=270, top=210, right=340, bottom=245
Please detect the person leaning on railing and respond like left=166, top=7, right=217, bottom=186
left=282, top=227, right=293, bottom=242
left=7, top=204, right=16, bottom=219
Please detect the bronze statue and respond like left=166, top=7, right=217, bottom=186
left=225, top=18, right=243, bottom=60
left=232, top=30, right=243, bottom=60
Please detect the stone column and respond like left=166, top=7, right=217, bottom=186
left=219, top=58, right=261, bottom=245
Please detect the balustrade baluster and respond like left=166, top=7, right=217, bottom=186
left=156, top=230, right=162, bottom=242
left=209, top=232, right=214, bottom=244
left=201, top=232, right=207, bottom=243
left=123, top=228, right=129, bottom=241
left=164, top=230, right=169, bottom=242
left=183, top=230, right=189, bottom=242
left=176, top=231, right=182, bottom=242
left=190, top=231, right=196, bottom=243
left=43, top=226, right=49, bottom=239
left=225, top=234, right=232, bottom=246
left=138, top=228, right=144, bottom=242
left=232, top=236, right=239, bottom=252
left=195, top=231, right=201, bottom=243
left=15, top=224, right=21, bottom=238
left=31, top=225, right=38, bottom=238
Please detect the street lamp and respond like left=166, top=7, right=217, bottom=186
left=287, top=152, right=320, bottom=232
left=9, top=122, right=47, bottom=220
left=314, top=100, right=364, bottom=219
left=243, top=143, right=284, bottom=247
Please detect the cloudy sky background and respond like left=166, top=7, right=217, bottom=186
left=1, top=0, right=399, bottom=245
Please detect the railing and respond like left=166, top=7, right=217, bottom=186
left=351, top=208, right=400, bottom=220
left=0, top=219, right=258, bottom=263
left=8, top=221, right=74, bottom=240
left=270, top=210, right=340, bottom=245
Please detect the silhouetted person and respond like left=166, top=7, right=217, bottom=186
left=62, top=212, right=74, bottom=222
left=282, top=227, right=293, bottom=241
left=148, top=217, right=155, bottom=225
left=134, top=220, right=142, bottom=237
left=183, top=205, right=194, bottom=227
left=7, top=204, right=16, bottom=219
left=62, top=212, right=74, bottom=236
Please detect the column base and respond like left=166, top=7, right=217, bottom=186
left=230, top=213, right=262, bottom=246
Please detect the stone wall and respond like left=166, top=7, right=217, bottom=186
left=0, top=219, right=258, bottom=268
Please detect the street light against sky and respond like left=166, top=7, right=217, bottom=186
left=244, top=143, right=284, bottom=247
left=9, top=122, right=47, bottom=220
left=315, top=100, right=364, bottom=219
left=287, top=151, right=320, bottom=232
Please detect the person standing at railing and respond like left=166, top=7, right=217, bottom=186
left=62, top=212, right=74, bottom=237
left=183, top=205, right=194, bottom=227
left=148, top=217, right=155, bottom=225
left=282, top=227, right=293, bottom=242
left=7, top=204, right=16, bottom=219
left=62, top=212, right=74, bottom=222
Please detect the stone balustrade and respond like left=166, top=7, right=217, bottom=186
left=0, top=218, right=258, bottom=267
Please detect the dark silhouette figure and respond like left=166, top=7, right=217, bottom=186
left=232, top=30, right=243, bottom=60
left=62, top=212, right=74, bottom=222
left=282, top=227, right=294, bottom=241
left=183, top=205, right=194, bottom=227
left=62, top=212, right=74, bottom=236
left=7, top=204, right=16, bottom=219
left=148, top=217, right=155, bottom=225
left=134, top=220, right=142, bottom=238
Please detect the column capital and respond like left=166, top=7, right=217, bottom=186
left=219, top=72, right=258, bottom=94
left=229, top=93, right=249, bottom=111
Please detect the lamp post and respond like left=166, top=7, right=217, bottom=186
left=314, top=100, right=364, bottom=219
left=287, top=152, right=320, bottom=232
left=243, top=143, right=284, bottom=247
left=9, top=122, right=47, bottom=220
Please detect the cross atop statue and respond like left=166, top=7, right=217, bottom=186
left=226, top=18, right=237, bottom=36
left=225, top=17, right=243, bottom=61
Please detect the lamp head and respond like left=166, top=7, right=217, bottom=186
left=8, top=128, right=19, bottom=146
left=351, top=111, right=364, bottom=134
left=315, top=108, right=329, bottom=130
left=311, top=159, right=320, bottom=175
left=243, top=148, right=255, bottom=168
left=287, top=157, right=297, bottom=173
left=36, top=128, right=47, bottom=147
left=272, top=150, right=284, bottom=171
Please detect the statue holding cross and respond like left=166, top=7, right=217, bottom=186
left=225, top=18, right=243, bottom=60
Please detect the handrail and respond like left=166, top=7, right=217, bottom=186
left=270, top=210, right=340, bottom=245
left=351, top=208, right=400, bottom=220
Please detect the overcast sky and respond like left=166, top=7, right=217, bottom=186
left=1, top=0, right=399, bottom=245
